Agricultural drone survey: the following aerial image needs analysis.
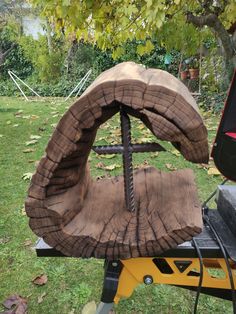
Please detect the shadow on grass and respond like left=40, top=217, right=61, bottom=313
left=0, top=107, right=19, bottom=113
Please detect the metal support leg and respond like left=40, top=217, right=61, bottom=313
left=96, top=302, right=114, bottom=314
left=96, top=260, right=123, bottom=314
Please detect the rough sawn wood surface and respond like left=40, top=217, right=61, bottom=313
left=26, top=62, right=208, bottom=259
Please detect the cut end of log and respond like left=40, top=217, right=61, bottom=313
left=26, top=62, right=207, bottom=259
left=27, top=167, right=202, bottom=259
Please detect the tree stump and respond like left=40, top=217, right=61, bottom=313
left=26, top=62, right=209, bottom=259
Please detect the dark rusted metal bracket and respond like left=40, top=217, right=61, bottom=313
left=93, top=106, right=166, bottom=212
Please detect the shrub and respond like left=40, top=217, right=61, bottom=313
left=0, top=25, right=33, bottom=80
left=0, top=75, right=93, bottom=97
left=19, top=35, right=66, bottom=83
left=197, top=90, right=226, bottom=113
left=0, top=79, right=19, bottom=96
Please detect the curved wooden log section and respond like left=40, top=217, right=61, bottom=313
left=26, top=62, right=209, bottom=259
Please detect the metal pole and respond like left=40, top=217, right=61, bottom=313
left=65, top=69, right=92, bottom=101
left=75, top=70, right=92, bottom=97
left=8, top=71, right=29, bottom=101
left=65, top=80, right=84, bottom=101
left=9, top=71, right=41, bottom=97
left=120, top=108, right=135, bottom=212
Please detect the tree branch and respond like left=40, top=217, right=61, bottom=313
left=186, top=12, right=235, bottom=59
left=0, top=43, right=16, bottom=66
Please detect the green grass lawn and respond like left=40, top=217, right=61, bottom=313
left=0, top=96, right=233, bottom=313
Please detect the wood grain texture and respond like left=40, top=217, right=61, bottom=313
left=26, top=62, right=208, bottom=259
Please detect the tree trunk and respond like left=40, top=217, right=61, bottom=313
left=187, top=12, right=236, bottom=83
left=45, top=18, right=53, bottom=55
left=65, top=39, right=78, bottom=75
left=0, top=44, right=16, bottom=67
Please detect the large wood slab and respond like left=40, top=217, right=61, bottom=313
left=26, top=62, right=208, bottom=259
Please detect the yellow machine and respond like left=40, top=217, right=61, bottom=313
left=116, top=257, right=236, bottom=304
left=93, top=207, right=236, bottom=314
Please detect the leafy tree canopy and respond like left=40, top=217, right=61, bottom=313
left=30, top=0, right=236, bottom=59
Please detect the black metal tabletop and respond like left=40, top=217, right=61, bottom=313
left=35, top=209, right=236, bottom=260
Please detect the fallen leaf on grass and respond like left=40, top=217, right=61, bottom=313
left=97, top=136, right=107, bottom=142
left=32, top=274, right=48, bottom=286
left=21, top=207, right=26, bottom=216
left=6, top=120, right=11, bottom=125
left=201, top=163, right=211, bottom=168
left=202, top=111, right=212, bottom=119
left=207, top=167, right=221, bottom=176
left=134, top=160, right=149, bottom=169
left=104, top=164, right=121, bottom=171
left=96, top=162, right=105, bottom=169
left=110, top=139, right=119, bottom=145
left=13, top=124, right=19, bottom=127
left=139, top=137, right=153, bottom=143
left=30, top=115, right=39, bottom=120
left=81, top=301, right=97, bottom=314
left=196, top=163, right=211, bottom=170
left=23, top=239, right=33, bottom=247
left=110, top=129, right=121, bottom=137
left=23, top=148, right=35, bottom=153
left=0, top=134, right=3, bottom=138
left=14, top=110, right=23, bottom=116
left=30, top=135, right=41, bottom=140
left=171, top=149, right=181, bottom=157
left=143, top=129, right=152, bottom=135
left=22, top=173, right=33, bottom=181
left=137, top=124, right=145, bottom=130
left=100, top=122, right=111, bottom=130
left=2, top=294, right=27, bottom=314
left=0, top=236, right=11, bottom=244
left=25, top=140, right=38, bottom=146
left=99, top=154, right=116, bottom=159
left=37, top=292, right=46, bottom=304
left=150, top=152, right=159, bottom=158
left=165, top=163, right=177, bottom=171
left=208, top=126, right=217, bottom=131
left=95, top=162, right=121, bottom=171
